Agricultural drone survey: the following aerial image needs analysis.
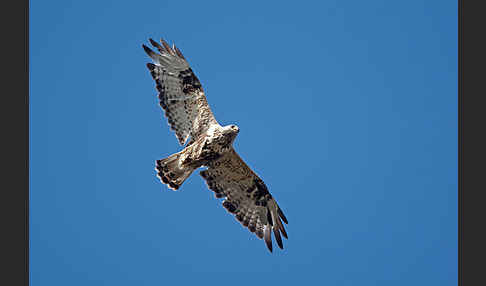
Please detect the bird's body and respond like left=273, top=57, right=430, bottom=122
left=156, top=124, right=239, bottom=190
left=143, top=38, right=288, bottom=252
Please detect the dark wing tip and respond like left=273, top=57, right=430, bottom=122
left=149, top=38, right=158, bottom=47
left=160, top=38, right=174, bottom=55
left=266, top=208, right=273, bottom=226
left=273, top=227, right=284, bottom=249
left=142, top=44, right=155, bottom=56
left=150, top=38, right=166, bottom=53
left=265, top=241, right=273, bottom=252
left=279, top=222, right=288, bottom=239
left=277, top=208, right=288, bottom=224
left=264, top=226, right=273, bottom=253
left=146, top=63, right=156, bottom=70
left=174, top=45, right=186, bottom=60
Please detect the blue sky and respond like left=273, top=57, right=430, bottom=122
left=30, top=1, right=457, bottom=285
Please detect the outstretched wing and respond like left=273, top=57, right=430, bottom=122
left=143, top=38, right=218, bottom=145
left=199, top=149, right=288, bottom=252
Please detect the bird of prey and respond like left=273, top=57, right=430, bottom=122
left=142, top=38, right=288, bottom=252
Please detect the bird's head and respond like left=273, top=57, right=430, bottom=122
left=227, top=124, right=239, bottom=133
left=222, top=124, right=240, bottom=143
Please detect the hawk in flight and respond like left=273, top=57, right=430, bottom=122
left=143, top=38, right=288, bottom=252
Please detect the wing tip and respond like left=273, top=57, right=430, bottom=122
left=142, top=44, right=155, bottom=57
left=277, top=207, right=288, bottom=224
left=149, top=38, right=158, bottom=47
left=149, top=38, right=168, bottom=54
left=146, top=62, right=156, bottom=70
left=174, top=45, right=186, bottom=60
left=264, top=226, right=273, bottom=253
left=273, top=227, right=284, bottom=249
left=279, top=223, right=288, bottom=239
left=160, top=38, right=175, bottom=55
left=266, top=207, right=273, bottom=226
left=275, top=214, right=288, bottom=239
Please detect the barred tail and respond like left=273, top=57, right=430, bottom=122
left=155, top=152, right=194, bottom=191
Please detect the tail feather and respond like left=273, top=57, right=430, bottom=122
left=155, top=153, right=194, bottom=190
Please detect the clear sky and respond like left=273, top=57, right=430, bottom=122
left=30, top=1, right=457, bottom=285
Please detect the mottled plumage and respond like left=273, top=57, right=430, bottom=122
left=143, top=38, right=288, bottom=252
